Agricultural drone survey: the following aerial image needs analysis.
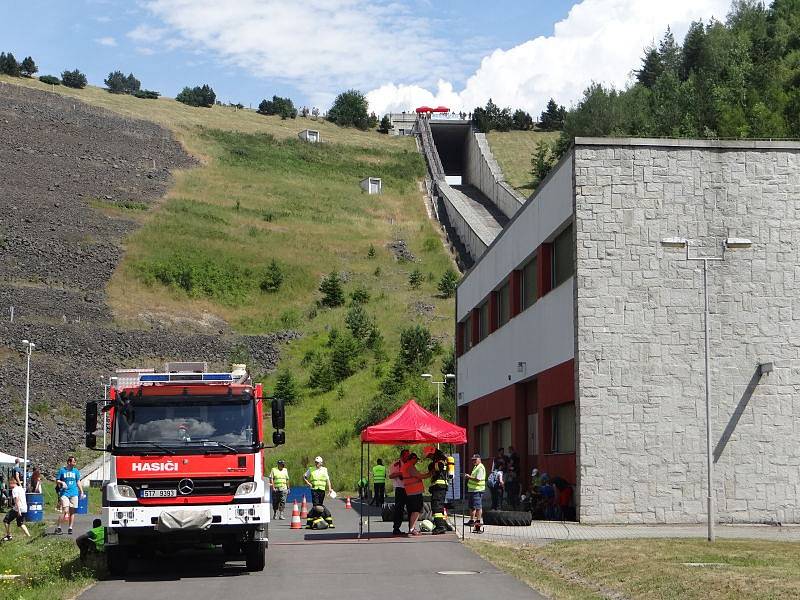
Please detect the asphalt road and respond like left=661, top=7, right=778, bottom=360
left=79, top=498, right=544, bottom=600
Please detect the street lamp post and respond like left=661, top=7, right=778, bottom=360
left=421, top=373, right=456, bottom=417
left=21, top=340, right=36, bottom=487
left=660, top=236, right=752, bottom=542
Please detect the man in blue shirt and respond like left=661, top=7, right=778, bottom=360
left=55, top=456, right=84, bottom=535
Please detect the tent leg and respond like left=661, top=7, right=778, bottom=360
left=359, top=443, right=364, bottom=540
left=367, top=443, right=371, bottom=537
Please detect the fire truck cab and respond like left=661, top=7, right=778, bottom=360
left=85, top=363, right=285, bottom=575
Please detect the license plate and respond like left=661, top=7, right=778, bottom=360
left=140, top=489, right=177, bottom=498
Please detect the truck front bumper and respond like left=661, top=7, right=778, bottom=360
left=104, top=501, right=268, bottom=531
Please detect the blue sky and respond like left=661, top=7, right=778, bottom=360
left=0, top=1, right=730, bottom=115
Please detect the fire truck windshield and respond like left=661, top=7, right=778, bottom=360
left=113, top=396, right=257, bottom=453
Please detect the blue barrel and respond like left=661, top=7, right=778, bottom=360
left=76, top=494, right=89, bottom=515
left=25, top=493, right=44, bottom=522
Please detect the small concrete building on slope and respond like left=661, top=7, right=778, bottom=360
left=455, top=137, right=800, bottom=524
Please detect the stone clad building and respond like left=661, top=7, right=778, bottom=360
left=455, top=137, right=800, bottom=524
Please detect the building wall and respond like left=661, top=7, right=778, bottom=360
left=457, top=155, right=573, bottom=321
left=464, top=131, right=526, bottom=220
left=574, top=139, right=800, bottom=524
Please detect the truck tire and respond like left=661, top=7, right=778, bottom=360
left=381, top=502, right=432, bottom=522
left=482, top=510, right=532, bottom=527
left=107, top=547, right=129, bottom=577
left=245, top=541, right=266, bottom=572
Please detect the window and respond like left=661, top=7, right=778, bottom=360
left=521, top=258, right=537, bottom=310
left=552, top=223, right=574, bottom=288
left=497, top=283, right=510, bottom=327
left=496, top=418, right=512, bottom=452
left=528, top=413, right=538, bottom=455
left=463, top=316, right=473, bottom=351
left=550, top=403, right=576, bottom=453
left=478, top=302, right=489, bottom=341
left=476, top=423, right=490, bottom=458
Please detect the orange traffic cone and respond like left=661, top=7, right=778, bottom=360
left=300, top=496, right=308, bottom=519
left=290, top=501, right=302, bottom=530
left=345, top=496, right=352, bottom=509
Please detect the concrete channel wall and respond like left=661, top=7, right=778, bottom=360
left=435, top=181, right=491, bottom=259
left=464, top=131, right=526, bottom=220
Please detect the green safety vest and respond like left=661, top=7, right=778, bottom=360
left=270, top=467, right=289, bottom=490
left=467, top=463, right=486, bottom=492
left=430, top=460, right=448, bottom=489
left=89, top=526, right=105, bottom=552
left=308, top=467, right=329, bottom=490
left=372, top=464, right=386, bottom=484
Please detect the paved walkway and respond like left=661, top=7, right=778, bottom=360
left=79, top=498, right=544, bottom=600
left=458, top=519, right=800, bottom=544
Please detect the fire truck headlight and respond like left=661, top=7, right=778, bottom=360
left=116, top=485, right=136, bottom=499
left=235, top=481, right=257, bottom=496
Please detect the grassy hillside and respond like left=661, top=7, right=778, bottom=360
left=1, top=76, right=457, bottom=490
left=486, top=130, right=560, bottom=193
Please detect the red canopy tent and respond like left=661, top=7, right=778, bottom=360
left=431, top=106, right=450, bottom=113
left=359, top=399, right=466, bottom=537
left=415, top=106, right=433, bottom=113
left=361, top=398, right=466, bottom=445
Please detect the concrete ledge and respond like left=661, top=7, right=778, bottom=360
left=575, top=136, right=800, bottom=149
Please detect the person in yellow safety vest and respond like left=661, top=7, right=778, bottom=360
left=369, top=458, right=386, bottom=507
left=423, top=446, right=451, bottom=534
left=269, top=459, right=290, bottom=520
left=303, top=456, right=334, bottom=508
left=464, top=453, right=486, bottom=529
left=76, top=518, right=104, bottom=561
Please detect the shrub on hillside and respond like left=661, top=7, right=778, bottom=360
left=133, top=89, right=160, bottom=99
left=39, top=75, right=60, bottom=85
left=308, top=355, right=335, bottom=392
left=408, top=268, right=423, bottom=289
left=257, top=95, right=297, bottom=119
left=349, top=285, right=370, bottom=305
left=437, top=268, right=459, bottom=298
left=319, top=271, right=345, bottom=307
left=327, top=89, right=369, bottom=130
left=344, top=304, right=373, bottom=342
left=378, top=114, right=391, bottom=133
left=20, top=56, right=37, bottom=78
left=105, top=70, right=141, bottom=94
left=330, top=332, right=361, bottom=382
left=176, top=84, right=216, bottom=107
left=0, top=52, right=20, bottom=76
left=61, top=69, right=87, bottom=89
left=273, top=371, right=299, bottom=405
left=260, top=259, right=284, bottom=293
left=313, top=405, right=331, bottom=427
left=397, top=324, right=435, bottom=375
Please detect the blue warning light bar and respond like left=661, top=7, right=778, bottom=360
left=138, top=372, right=235, bottom=384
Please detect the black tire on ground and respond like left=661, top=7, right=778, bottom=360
left=245, top=541, right=266, bottom=572
left=107, top=546, right=129, bottom=577
left=482, top=510, right=532, bottom=527
left=381, top=504, right=395, bottom=522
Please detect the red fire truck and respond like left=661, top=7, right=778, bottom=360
left=84, top=363, right=285, bottom=575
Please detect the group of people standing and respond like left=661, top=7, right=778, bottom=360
left=267, top=455, right=336, bottom=520
left=487, top=446, right=522, bottom=510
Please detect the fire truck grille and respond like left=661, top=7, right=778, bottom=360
left=119, top=477, right=250, bottom=497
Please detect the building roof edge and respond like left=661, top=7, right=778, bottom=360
left=574, top=137, right=800, bottom=150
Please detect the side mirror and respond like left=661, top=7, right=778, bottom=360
left=85, top=401, right=98, bottom=434
left=85, top=433, right=97, bottom=449
left=271, top=398, right=285, bottom=430
left=272, top=430, right=285, bottom=446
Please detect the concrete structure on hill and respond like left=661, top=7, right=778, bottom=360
left=386, top=113, right=418, bottom=136
left=456, top=137, right=800, bottom=524
left=298, top=129, right=321, bottom=143
left=360, top=177, right=382, bottom=194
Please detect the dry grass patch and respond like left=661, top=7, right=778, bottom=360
left=468, top=538, right=800, bottom=600
left=486, top=130, right=561, bottom=192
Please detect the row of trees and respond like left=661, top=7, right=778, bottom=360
left=176, top=84, right=216, bottom=108
left=0, top=52, right=37, bottom=77
left=471, top=97, right=567, bottom=133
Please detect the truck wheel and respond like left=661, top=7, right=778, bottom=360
left=107, top=547, right=129, bottom=577
left=245, top=541, right=266, bottom=572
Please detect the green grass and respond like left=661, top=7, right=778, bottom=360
left=486, top=130, right=561, bottom=192
left=0, top=523, right=96, bottom=600
left=468, top=538, right=800, bottom=600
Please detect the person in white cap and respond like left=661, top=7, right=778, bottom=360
left=304, top=456, right=334, bottom=507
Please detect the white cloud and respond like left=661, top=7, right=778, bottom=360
left=127, top=24, right=168, bottom=43
left=135, top=47, right=156, bottom=55
left=94, top=16, right=112, bottom=23
left=140, top=0, right=454, bottom=107
left=95, top=36, right=117, bottom=46
left=367, top=0, right=730, bottom=116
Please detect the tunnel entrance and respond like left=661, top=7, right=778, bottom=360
left=429, top=121, right=470, bottom=178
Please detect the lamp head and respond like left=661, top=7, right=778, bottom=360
left=421, top=373, right=432, bottom=379
left=661, top=237, right=688, bottom=248
left=445, top=374, right=455, bottom=380
left=725, top=237, right=753, bottom=249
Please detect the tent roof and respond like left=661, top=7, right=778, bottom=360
left=0, top=451, right=25, bottom=466
left=360, top=399, right=467, bottom=445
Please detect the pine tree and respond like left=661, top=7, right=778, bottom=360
left=437, top=269, right=459, bottom=298
left=273, top=371, right=298, bottom=405
left=408, top=268, right=423, bottom=289
left=319, top=272, right=345, bottom=307
left=539, top=98, right=565, bottom=130
left=378, top=114, right=391, bottom=133
left=20, top=56, right=37, bottom=77
left=260, top=259, right=284, bottom=293
left=637, top=46, right=663, bottom=88
left=1, top=52, right=20, bottom=76
left=397, top=325, right=434, bottom=374
left=531, top=139, right=555, bottom=187
left=61, top=69, right=87, bottom=89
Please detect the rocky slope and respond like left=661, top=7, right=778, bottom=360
left=0, top=83, right=294, bottom=472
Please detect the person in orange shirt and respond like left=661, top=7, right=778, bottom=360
left=400, top=453, right=430, bottom=536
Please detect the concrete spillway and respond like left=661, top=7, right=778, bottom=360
left=418, top=117, right=525, bottom=265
